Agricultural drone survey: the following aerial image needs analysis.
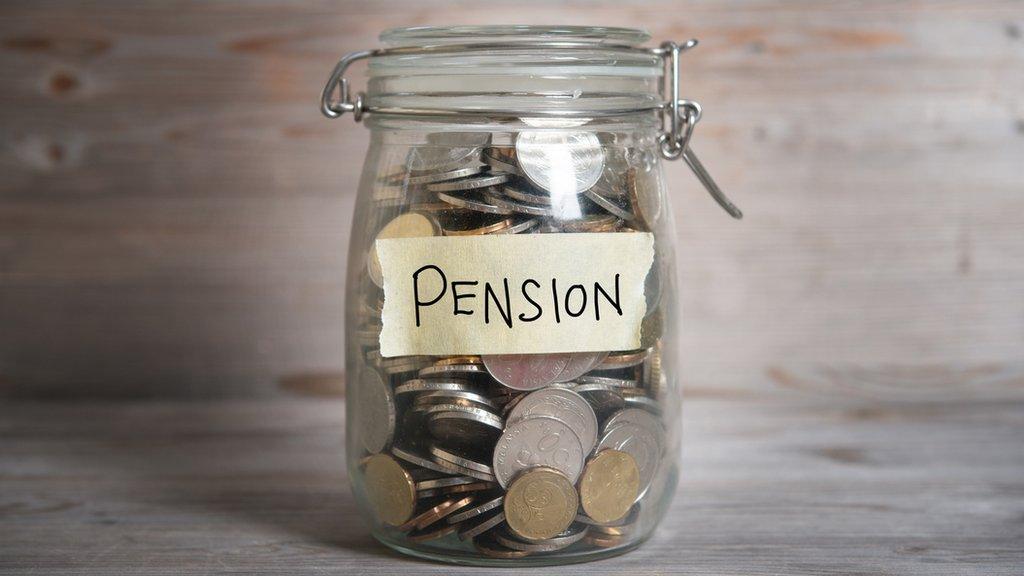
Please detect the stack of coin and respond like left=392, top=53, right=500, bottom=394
left=356, top=129, right=670, bottom=558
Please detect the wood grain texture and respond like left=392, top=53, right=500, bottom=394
left=0, top=393, right=1021, bottom=574
left=1, top=1, right=1023, bottom=398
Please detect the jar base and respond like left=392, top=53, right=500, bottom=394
left=372, top=529, right=647, bottom=567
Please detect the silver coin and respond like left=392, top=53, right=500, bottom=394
left=482, top=192, right=555, bottom=217
left=392, top=446, right=454, bottom=475
left=415, top=389, right=497, bottom=409
left=598, top=410, right=664, bottom=500
left=448, top=494, right=504, bottom=524
left=554, top=352, right=608, bottom=383
left=436, top=191, right=514, bottom=215
left=482, top=353, right=571, bottom=391
left=427, top=408, right=504, bottom=448
left=503, top=182, right=553, bottom=206
left=492, top=416, right=585, bottom=487
left=577, top=375, right=636, bottom=388
left=416, top=475, right=480, bottom=491
left=355, top=368, right=394, bottom=454
left=514, top=131, right=605, bottom=195
left=622, top=391, right=662, bottom=415
left=418, top=363, right=490, bottom=378
left=431, top=450, right=497, bottom=482
left=492, top=218, right=539, bottom=235
left=427, top=172, right=510, bottom=193
left=420, top=403, right=503, bottom=428
left=603, top=407, right=663, bottom=435
left=458, top=511, right=506, bottom=541
left=584, top=186, right=636, bottom=221
left=407, top=132, right=491, bottom=173
left=406, top=163, right=489, bottom=185
left=482, top=147, right=521, bottom=175
left=417, top=481, right=496, bottom=499
left=506, top=388, right=598, bottom=454
left=572, top=383, right=626, bottom=417
left=430, top=444, right=494, bottom=474
left=395, top=378, right=474, bottom=395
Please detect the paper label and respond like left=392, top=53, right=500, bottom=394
left=377, top=232, right=654, bottom=357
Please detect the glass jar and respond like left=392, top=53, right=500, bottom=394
left=321, top=25, right=740, bottom=566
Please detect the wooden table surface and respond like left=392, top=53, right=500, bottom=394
left=2, top=390, right=1021, bottom=575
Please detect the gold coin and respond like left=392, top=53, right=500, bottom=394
left=579, top=449, right=640, bottom=524
left=366, top=212, right=440, bottom=288
left=503, top=466, right=577, bottom=541
left=363, top=454, right=416, bottom=527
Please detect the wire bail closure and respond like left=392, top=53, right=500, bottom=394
left=320, top=39, right=742, bottom=219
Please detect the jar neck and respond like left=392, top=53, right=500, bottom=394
left=365, top=26, right=664, bottom=118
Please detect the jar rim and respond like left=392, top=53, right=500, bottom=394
left=380, top=25, right=651, bottom=48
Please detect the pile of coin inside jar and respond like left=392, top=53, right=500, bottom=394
left=354, top=130, right=669, bottom=558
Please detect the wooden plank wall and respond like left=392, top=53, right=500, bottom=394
left=1, top=1, right=1022, bottom=399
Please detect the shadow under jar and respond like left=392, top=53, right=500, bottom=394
left=321, top=25, right=741, bottom=567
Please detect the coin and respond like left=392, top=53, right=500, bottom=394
left=482, top=192, right=555, bottom=217
left=430, top=444, right=494, bottom=474
left=628, top=166, right=662, bottom=230
left=495, top=523, right=588, bottom=552
left=572, top=383, right=625, bottom=418
left=621, top=390, right=662, bottom=415
left=427, top=172, right=510, bottom=193
left=503, top=466, right=578, bottom=541
left=407, top=132, right=490, bottom=173
left=583, top=186, right=636, bottom=221
left=459, top=510, right=507, bottom=541
left=436, top=191, right=514, bottom=215
left=394, top=378, right=473, bottom=396
left=514, top=131, right=605, bottom=195
left=493, top=416, right=585, bottom=487
left=391, top=446, right=455, bottom=476
left=596, top=349, right=650, bottom=370
left=430, top=451, right=497, bottom=482
left=418, top=362, right=489, bottom=378
left=558, top=213, right=621, bottom=233
left=473, top=531, right=530, bottom=558
left=482, top=353, right=571, bottom=391
left=576, top=503, right=640, bottom=527
left=598, top=409, right=664, bottom=500
left=415, top=389, right=497, bottom=409
left=417, top=481, right=496, bottom=498
left=366, top=212, right=441, bottom=288
left=554, top=352, right=608, bottom=383
left=442, top=216, right=517, bottom=236
left=482, top=146, right=521, bottom=175
left=362, top=454, right=416, bottom=527
left=406, top=163, right=488, bottom=185
left=492, top=218, right=539, bottom=235
left=416, top=475, right=479, bottom=491
left=406, top=523, right=458, bottom=543
left=399, top=495, right=476, bottom=532
left=583, top=532, right=627, bottom=548
left=448, top=494, right=504, bottom=524
left=503, top=181, right=553, bottom=205
left=577, top=375, right=635, bottom=388
left=506, top=388, right=598, bottom=454
left=579, top=449, right=640, bottom=524
left=355, top=368, right=394, bottom=454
